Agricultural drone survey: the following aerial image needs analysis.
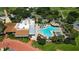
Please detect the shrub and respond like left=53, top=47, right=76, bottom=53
left=0, top=35, right=4, bottom=41
left=37, top=36, right=46, bottom=45
left=49, top=36, right=56, bottom=42
left=55, top=36, right=64, bottom=44
left=16, top=37, right=29, bottom=43
left=64, top=37, right=76, bottom=45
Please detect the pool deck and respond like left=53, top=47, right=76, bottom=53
left=35, top=24, right=40, bottom=40
left=39, top=25, right=64, bottom=38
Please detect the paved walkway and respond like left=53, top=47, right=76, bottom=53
left=0, top=34, right=40, bottom=51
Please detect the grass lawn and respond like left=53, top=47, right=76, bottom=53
left=32, top=41, right=79, bottom=51
left=32, top=41, right=56, bottom=51
left=75, top=35, right=79, bottom=47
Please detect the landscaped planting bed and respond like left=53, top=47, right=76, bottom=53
left=8, top=33, right=29, bottom=43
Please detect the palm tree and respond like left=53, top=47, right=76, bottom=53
left=4, top=9, right=12, bottom=23
left=0, top=7, right=14, bottom=23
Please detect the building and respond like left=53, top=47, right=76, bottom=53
left=4, top=18, right=36, bottom=40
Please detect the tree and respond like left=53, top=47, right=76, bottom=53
left=13, top=8, right=29, bottom=18
left=0, top=7, right=17, bottom=15
left=0, top=7, right=17, bottom=23
left=64, top=37, right=76, bottom=45
left=0, top=21, right=5, bottom=41
left=68, top=11, right=79, bottom=18
left=56, top=35, right=64, bottom=43
left=0, top=21, right=4, bottom=34
left=36, top=7, right=59, bottom=19
left=10, top=7, right=33, bottom=22
left=50, top=10, right=59, bottom=18
left=35, top=7, right=51, bottom=18
left=66, top=16, right=75, bottom=24
left=37, top=36, right=46, bottom=45
left=49, top=36, right=57, bottom=42
left=66, top=11, right=79, bottom=24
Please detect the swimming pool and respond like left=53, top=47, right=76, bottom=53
left=39, top=26, right=59, bottom=38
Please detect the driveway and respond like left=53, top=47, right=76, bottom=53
left=0, top=38, right=40, bottom=51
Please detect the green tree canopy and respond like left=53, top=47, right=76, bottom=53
left=68, top=11, right=79, bottom=18
left=66, top=15, right=75, bottom=24
left=35, top=7, right=59, bottom=19
left=37, top=36, right=46, bottom=45
left=35, top=7, right=51, bottom=18
left=11, top=7, right=33, bottom=21
left=0, top=21, right=4, bottom=33
left=66, top=11, right=79, bottom=24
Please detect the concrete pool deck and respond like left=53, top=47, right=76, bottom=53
left=39, top=25, right=64, bottom=38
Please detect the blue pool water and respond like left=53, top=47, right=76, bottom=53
left=39, top=26, right=59, bottom=38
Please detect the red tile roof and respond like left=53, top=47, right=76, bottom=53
left=4, top=23, right=29, bottom=36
